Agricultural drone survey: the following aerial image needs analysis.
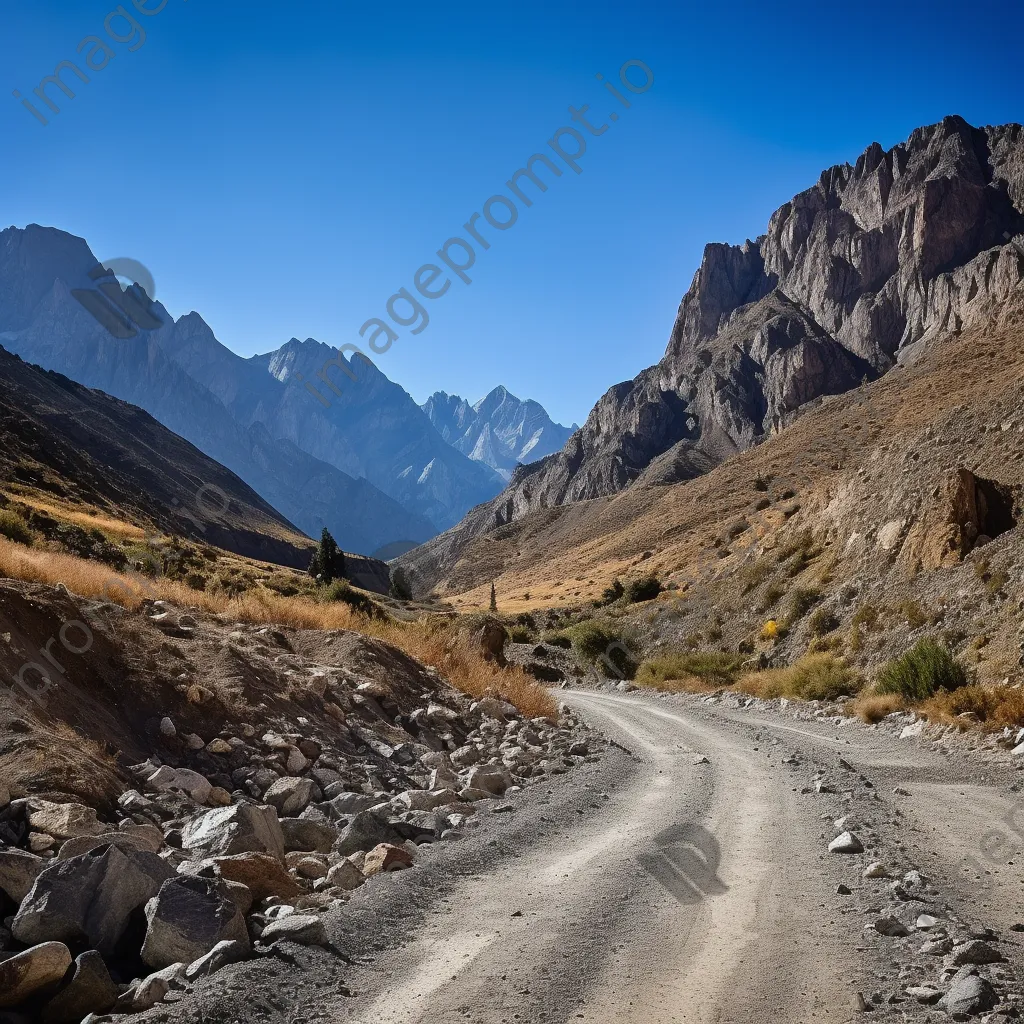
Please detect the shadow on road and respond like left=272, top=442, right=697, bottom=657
left=636, top=823, right=729, bottom=905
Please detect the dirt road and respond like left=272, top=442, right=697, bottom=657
left=178, top=689, right=1024, bottom=1024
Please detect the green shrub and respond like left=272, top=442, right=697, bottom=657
left=597, top=578, right=624, bottom=606
left=637, top=651, right=744, bottom=689
left=787, top=587, right=822, bottom=622
left=625, top=575, right=662, bottom=603
left=549, top=620, right=636, bottom=678
left=390, top=567, right=413, bottom=601
left=876, top=638, right=969, bottom=701
left=321, top=580, right=386, bottom=619
left=740, top=654, right=862, bottom=702
left=0, top=509, right=34, bottom=546
left=808, top=605, right=840, bottom=636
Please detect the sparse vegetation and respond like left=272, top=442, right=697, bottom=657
left=786, top=587, right=822, bottom=623
left=636, top=651, right=744, bottom=690
left=322, top=580, right=386, bottom=619
left=547, top=619, right=636, bottom=678
left=875, top=638, right=970, bottom=701
left=308, top=528, right=347, bottom=584
left=808, top=605, right=840, bottom=636
left=598, top=578, right=624, bottom=606
left=737, top=654, right=862, bottom=702
left=0, top=509, right=34, bottom=546
left=390, top=566, right=413, bottom=601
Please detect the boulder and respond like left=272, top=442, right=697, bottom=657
left=181, top=803, right=285, bottom=860
left=57, top=824, right=163, bottom=861
left=465, top=765, right=512, bottom=796
left=184, top=939, right=250, bottom=980
left=949, top=939, right=1005, bottom=966
left=362, top=843, right=414, bottom=876
left=334, top=812, right=403, bottom=857
left=259, top=914, right=328, bottom=947
left=26, top=801, right=106, bottom=843
left=394, top=789, right=461, bottom=812
left=0, top=942, right=72, bottom=1009
left=941, top=970, right=998, bottom=1016
left=325, top=860, right=364, bottom=891
left=40, top=950, right=117, bottom=1024
left=118, top=963, right=186, bottom=1013
left=473, top=696, right=517, bottom=721
left=0, top=848, right=46, bottom=902
left=146, top=766, right=213, bottom=804
left=470, top=621, right=509, bottom=668
left=141, top=876, right=249, bottom=969
left=328, top=791, right=378, bottom=816
left=263, top=777, right=315, bottom=817
left=280, top=817, right=337, bottom=853
left=211, top=852, right=302, bottom=900
left=289, top=856, right=327, bottom=880
left=13, top=845, right=175, bottom=954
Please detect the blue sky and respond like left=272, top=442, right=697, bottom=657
left=1, top=0, right=1021, bottom=427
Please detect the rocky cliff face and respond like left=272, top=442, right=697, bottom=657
left=400, top=116, right=1024, bottom=590
left=422, top=387, right=576, bottom=481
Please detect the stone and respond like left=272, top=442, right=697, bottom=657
left=941, top=971, right=998, bottom=1016
left=328, top=792, right=378, bottom=816
left=147, top=766, right=213, bottom=804
left=280, top=817, right=337, bottom=853
left=57, top=824, right=163, bottom=861
left=828, top=831, right=864, bottom=854
left=141, top=875, right=249, bottom=969
left=0, top=849, right=46, bottom=902
left=289, top=856, right=327, bottom=880
left=362, top=843, right=413, bottom=876
left=206, top=738, right=232, bottom=755
left=325, top=860, right=364, bottom=891
left=915, top=914, right=941, bottom=930
left=394, top=788, right=461, bottom=812
left=159, top=717, right=177, bottom=739
left=211, top=852, right=302, bottom=900
left=40, top=950, right=117, bottom=1024
left=28, top=832, right=55, bottom=853
left=905, top=985, right=942, bottom=1005
left=13, top=845, right=175, bottom=954
left=949, top=939, right=1004, bottom=966
left=184, top=733, right=206, bottom=751
left=0, top=942, right=72, bottom=1009
left=26, top=801, right=106, bottom=842
left=334, top=812, right=403, bottom=857
left=207, top=787, right=232, bottom=807
left=121, top=963, right=186, bottom=1013
left=264, top=777, right=315, bottom=817
left=260, top=914, right=328, bottom=946
left=862, top=862, right=889, bottom=879
left=181, top=803, right=285, bottom=860
left=465, top=764, right=512, bottom=797
left=286, top=748, right=309, bottom=774
left=183, top=939, right=250, bottom=980
left=872, top=917, right=909, bottom=937
left=470, top=623, right=509, bottom=668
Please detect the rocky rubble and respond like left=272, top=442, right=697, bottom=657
left=0, top=612, right=597, bottom=1022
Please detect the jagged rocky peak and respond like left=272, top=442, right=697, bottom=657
left=422, top=385, right=575, bottom=481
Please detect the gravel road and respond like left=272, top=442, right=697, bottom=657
left=172, top=689, right=1024, bottom=1024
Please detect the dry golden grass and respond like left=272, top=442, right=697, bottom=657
left=9, top=494, right=148, bottom=539
left=0, top=536, right=556, bottom=719
left=736, top=653, right=862, bottom=702
left=850, top=691, right=908, bottom=723
left=917, top=683, right=1024, bottom=730
left=635, top=672, right=720, bottom=695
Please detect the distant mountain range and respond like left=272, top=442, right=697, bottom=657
left=421, top=387, right=577, bottom=481
left=0, top=225, right=528, bottom=555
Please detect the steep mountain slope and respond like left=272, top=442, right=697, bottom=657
left=0, top=345, right=312, bottom=567
left=400, top=308, right=1024, bottom=683
left=0, top=225, right=438, bottom=554
left=400, top=115, right=1024, bottom=585
left=421, top=387, right=576, bottom=481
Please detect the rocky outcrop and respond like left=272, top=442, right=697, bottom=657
left=400, top=116, right=1024, bottom=594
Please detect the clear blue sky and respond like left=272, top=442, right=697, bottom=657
left=1, top=0, right=1021, bottom=427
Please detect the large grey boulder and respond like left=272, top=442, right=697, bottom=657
left=259, top=914, right=328, bottom=947
left=0, top=848, right=46, bottom=902
left=181, top=803, right=285, bottom=860
left=40, top=950, right=118, bottom=1024
left=12, top=845, right=175, bottom=954
left=141, top=875, right=249, bottom=969
left=0, top=941, right=72, bottom=1009
left=184, top=939, right=250, bottom=980
left=328, top=791, right=378, bottom=816
left=26, top=800, right=107, bottom=842
left=465, top=764, right=512, bottom=796
left=334, top=811, right=403, bottom=857
left=263, top=777, right=315, bottom=817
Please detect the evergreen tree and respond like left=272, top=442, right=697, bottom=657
left=308, top=528, right=347, bottom=584
left=489, top=581, right=497, bottom=613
